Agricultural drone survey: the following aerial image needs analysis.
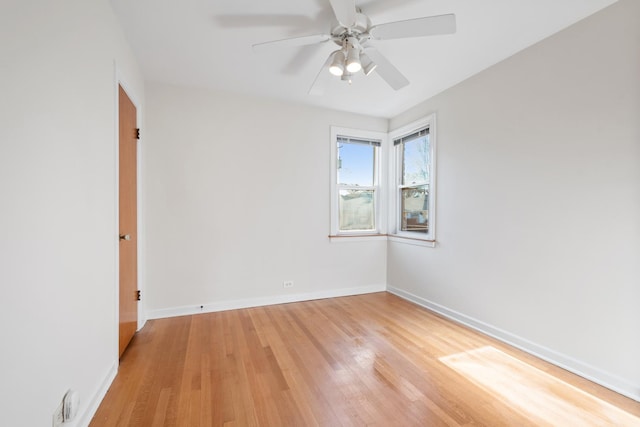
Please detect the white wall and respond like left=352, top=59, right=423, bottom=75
left=144, top=83, right=388, bottom=317
left=0, top=1, right=144, bottom=426
left=388, top=0, right=639, bottom=399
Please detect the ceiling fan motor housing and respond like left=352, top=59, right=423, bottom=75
left=331, top=13, right=371, bottom=45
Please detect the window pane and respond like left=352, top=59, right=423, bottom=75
left=402, top=135, right=430, bottom=185
left=339, top=189, right=375, bottom=231
left=338, top=142, right=374, bottom=186
left=401, top=185, right=428, bottom=233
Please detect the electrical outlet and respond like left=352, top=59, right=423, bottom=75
left=62, top=390, right=79, bottom=422
left=52, top=389, right=78, bottom=426
left=52, top=401, right=64, bottom=427
left=283, top=281, right=294, bottom=288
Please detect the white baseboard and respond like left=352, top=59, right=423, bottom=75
left=387, top=286, right=640, bottom=403
left=75, top=361, right=118, bottom=427
left=147, top=284, right=387, bottom=320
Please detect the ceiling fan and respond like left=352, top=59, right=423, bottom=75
left=251, top=0, right=456, bottom=94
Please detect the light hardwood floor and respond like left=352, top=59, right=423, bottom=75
left=90, top=292, right=640, bottom=426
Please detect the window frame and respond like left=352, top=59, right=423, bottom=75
left=330, top=126, right=387, bottom=238
left=388, top=115, right=436, bottom=246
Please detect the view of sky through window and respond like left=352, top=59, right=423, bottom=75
left=403, top=135, right=430, bottom=184
left=338, top=143, right=374, bottom=186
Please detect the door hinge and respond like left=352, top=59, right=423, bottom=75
left=136, top=128, right=140, bottom=139
left=136, top=290, right=141, bottom=301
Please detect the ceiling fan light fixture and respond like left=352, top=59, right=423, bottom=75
left=329, top=51, right=345, bottom=76
left=360, top=52, right=377, bottom=76
left=345, top=42, right=362, bottom=73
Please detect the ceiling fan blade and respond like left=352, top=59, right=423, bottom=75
left=215, top=14, right=314, bottom=29
left=252, top=34, right=332, bottom=53
left=328, top=0, right=357, bottom=27
left=370, top=14, right=456, bottom=40
left=364, top=48, right=409, bottom=90
left=308, top=51, right=336, bottom=95
left=360, top=0, right=422, bottom=17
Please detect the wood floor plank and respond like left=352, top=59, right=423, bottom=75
left=90, top=292, right=640, bottom=426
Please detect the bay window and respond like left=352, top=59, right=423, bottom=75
left=330, top=116, right=435, bottom=245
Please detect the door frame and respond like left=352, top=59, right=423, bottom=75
left=114, top=67, right=145, bottom=359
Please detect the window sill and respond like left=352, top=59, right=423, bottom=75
left=329, top=234, right=388, bottom=243
left=388, top=234, right=436, bottom=248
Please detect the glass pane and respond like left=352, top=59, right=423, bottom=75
left=402, top=134, right=430, bottom=185
left=401, top=185, right=428, bottom=233
left=338, top=142, right=374, bottom=186
left=339, top=189, right=375, bottom=231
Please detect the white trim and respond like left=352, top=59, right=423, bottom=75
left=387, top=286, right=640, bottom=402
left=329, top=235, right=388, bottom=243
left=147, top=284, right=387, bottom=320
left=74, top=361, right=118, bottom=427
left=330, top=126, right=388, bottom=236
left=112, top=64, right=120, bottom=363
left=388, top=114, right=437, bottom=243
left=387, top=235, right=436, bottom=248
left=136, top=117, right=146, bottom=331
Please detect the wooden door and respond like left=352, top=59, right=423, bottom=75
left=118, top=85, right=138, bottom=357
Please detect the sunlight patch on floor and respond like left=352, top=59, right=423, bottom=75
left=440, top=346, right=640, bottom=426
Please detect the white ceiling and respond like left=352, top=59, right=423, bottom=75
left=110, top=0, right=617, bottom=118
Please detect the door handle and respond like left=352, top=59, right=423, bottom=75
left=119, top=234, right=131, bottom=241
